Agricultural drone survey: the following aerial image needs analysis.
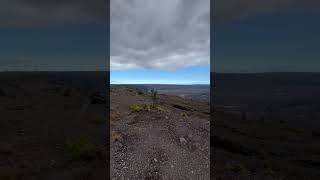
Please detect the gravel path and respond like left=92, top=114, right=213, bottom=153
left=110, top=87, right=210, bottom=179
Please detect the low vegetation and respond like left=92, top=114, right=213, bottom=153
left=131, top=102, right=164, bottom=113
left=150, top=88, right=158, bottom=107
left=130, top=89, right=164, bottom=113
left=225, top=161, right=246, bottom=174
left=131, top=104, right=142, bottom=112
left=66, top=135, right=97, bottom=160
left=143, top=103, right=152, bottom=111
left=155, top=105, right=164, bottom=111
left=111, top=131, right=122, bottom=142
left=143, top=103, right=162, bottom=111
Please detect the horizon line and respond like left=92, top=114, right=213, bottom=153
left=110, top=83, right=210, bottom=85
left=212, top=71, right=320, bottom=74
left=1, top=70, right=320, bottom=73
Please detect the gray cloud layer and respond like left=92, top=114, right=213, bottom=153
left=3, top=0, right=320, bottom=71
left=2, top=0, right=319, bottom=26
left=213, top=0, right=320, bottom=24
left=111, top=0, right=210, bottom=70
left=2, top=0, right=320, bottom=27
left=0, top=0, right=107, bottom=26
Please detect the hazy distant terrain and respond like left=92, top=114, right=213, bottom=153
left=213, top=72, right=320, bottom=127
left=114, top=84, right=210, bottom=102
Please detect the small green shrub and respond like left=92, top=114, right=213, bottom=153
left=225, top=162, right=245, bottom=173
left=155, top=105, right=164, bottom=111
left=142, top=103, right=163, bottom=112
left=66, top=135, right=97, bottom=160
left=150, top=89, right=158, bottom=107
left=131, top=104, right=142, bottom=112
left=143, top=103, right=151, bottom=111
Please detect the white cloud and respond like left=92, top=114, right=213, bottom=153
left=111, top=0, right=210, bottom=70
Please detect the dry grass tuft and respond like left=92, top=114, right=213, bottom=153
left=111, top=131, right=123, bottom=143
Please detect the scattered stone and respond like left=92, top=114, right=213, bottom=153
left=180, top=137, right=187, bottom=145
left=173, top=104, right=190, bottom=111
left=110, top=85, right=210, bottom=179
left=181, top=112, right=188, bottom=117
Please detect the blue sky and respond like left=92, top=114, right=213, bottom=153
left=111, top=64, right=210, bottom=84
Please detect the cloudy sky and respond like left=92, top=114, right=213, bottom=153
left=212, top=0, right=320, bottom=73
left=0, top=0, right=107, bottom=71
left=2, top=0, right=320, bottom=75
left=110, top=0, right=210, bottom=84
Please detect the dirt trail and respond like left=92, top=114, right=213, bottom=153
left=110, top=86, right=210, bottom=179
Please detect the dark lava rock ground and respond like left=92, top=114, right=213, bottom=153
left=212, top=106, right=320, bottom=180
left=0, top=72, right=107, bottom=180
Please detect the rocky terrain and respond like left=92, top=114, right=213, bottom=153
left=3, top=72, right=317, bottom=180
left=212, top=107, right=320, bottom=180
left=212, top=73, right=320, bottom=180
left=0, top=72, right=108, bottom=180
left=110, top=86, right=210, bottom=179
